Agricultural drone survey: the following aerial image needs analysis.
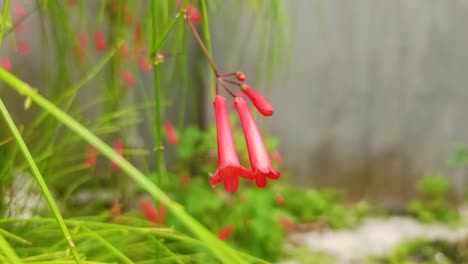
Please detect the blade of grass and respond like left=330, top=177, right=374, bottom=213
left=0, top=0, right=10, bottom=47
left=0, top=228, right=31, bottom=246
left=0, top=69, right=246, bottom=264
left=79, top=226, right=134, bottom=264
left=0, top=233, right=22, bottom=264
left=0, top=98, right=82, bottom=264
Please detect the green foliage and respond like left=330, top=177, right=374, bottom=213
left=407, top=175, right=459, bottom=224
left=278, top=185, right=372, bottom=229
left=370, top=238, right=468, bottom=264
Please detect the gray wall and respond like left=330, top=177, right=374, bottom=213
left=212, top=1, right=468, bottom=205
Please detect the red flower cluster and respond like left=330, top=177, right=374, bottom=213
left=209, top=72, right=280, bottom=192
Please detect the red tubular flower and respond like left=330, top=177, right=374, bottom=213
left=140, top=198, right=158, bottom=223
left=86, top=144, right=97, bottom=166
left=163, top=121, right=178, bottom=145
left=94, top=30, right=106, bottom=52
left=120, top=43, right=129, bottom=57
left=14, top=3, right=26, bottom=20
left=0, top=56, right=12, bottom=72
left=119, top=68, right=136, bottom=87
left=111, top=139, right=124, bottom=170
left=136, top=54, right=152, bottom=72
left=217, top=224, right=233, bottom=241
left=209, top=95, right=253, bottom=193
left=16, top=39, right=30, bottom=54
left=234, top=97, right=280, bottom=187
left=240, top=84, right=274, bottom=116
left=277, top=215, right=294, bottom=229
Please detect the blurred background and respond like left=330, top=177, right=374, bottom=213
left=212, top=0, right=468, bottom=206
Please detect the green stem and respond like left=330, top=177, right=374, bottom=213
left=0, top=233, right=22, bottom=264
left=151, top=0, right=165, bottom=186
left=0, top=0, right=10, bottom=48
left=0, top=98, right=81, bottom=264
left=153, top=12, right=182, bottom=55
left=199, top=0, right=216, bottom=97
left=0, top=69, right=246, bottom=264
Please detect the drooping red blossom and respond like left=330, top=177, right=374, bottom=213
left=0, top=56, right=12, bottom=72
left=277, top=215, right=294, bottom=229
left=93, top=30, right=106, bottom=51
left=111, top=198, right=121, bottom=221
left=217, top=224, right=233, bottom=241
left=140, top=198, right=158, bottom=223
left=85, top=144, right=97, bottom=166
left=16, top=39, right=30, bottom=54
left=163, top=121, right=178, bottom=145
left=69, top=0, right=78, bottom=6
left=209, top=95, right=254, bottom=193
left=136, top=54, right=152, bottom=72
left=240, top=84, right=274, bottom=116
left=119, top=68, right=136, bottom=87
left=13, top=3, right=26, bottom=19
left=272, top=149, right=282, bottom=164
left=111, top=139, right=124, bottom=170
left=158, top=204, right=166, bottom=226
left=177, top=0, right=201, bottom=25
left=275, top=193, right=284, bottom=205
left=120, top=43, right=129, bottom=57
left=235, top=71, right=246, bottom=82
left=234, top=97, right=280, bottom=187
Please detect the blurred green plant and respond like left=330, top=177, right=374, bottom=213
left=407, top=174, right=459, bottom=224
left=369, top=238, right=468, bottom=264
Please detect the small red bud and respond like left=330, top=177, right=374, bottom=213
left=235, top=71, right=246, bottom=82
left=16, top=39, right=30, bottom=54
left=119, top=68, right=136, bottom=87
left=136, top=54, right=152, bottom=72
left=240, top=84, right=274, bottom=116
left=14, top=3, right=26, bottom=20
left=0, top=56, right=12, bottom=72
left=85, top=145, right=97, bottom=166
left=278, top=215, right=294, bottom=229
left=163, top=121, right=178, bottom=144
left=111, top=139, right=124, bottom=170
left=120, top=43, right=129, bottom=57
left=140, top=198, right=158, bottom=224
left=217, top=224, right=233, bottom=241
left=275, top=193, right=284, bottom=205
left=94, top=30, right=106, bottom=52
